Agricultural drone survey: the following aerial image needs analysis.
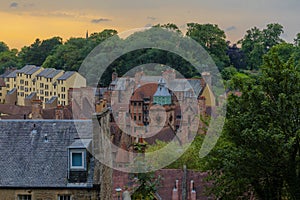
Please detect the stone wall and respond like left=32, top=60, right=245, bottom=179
left=0, top=188, right=99, bottom=200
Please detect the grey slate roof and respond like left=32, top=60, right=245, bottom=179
left=37, top=68, right=64, bottom=79
left=37, top=68, right=55, bottom=77
left=45, top=96, right=57, bottom=104
left=5, top=70, right=17, bottom=78
left=0, top=120, right=94, bottom=188
left=57, top=71, right=76, bottom=80
left=18, top=65, right=41, bottom=75
left=45, top=70, right=63, bottom=78
left=25, top=92, right=36, bottom=100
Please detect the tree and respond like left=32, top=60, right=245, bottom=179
left=294, top=33, right=300, bottom=47
left=226, top=42, right=246, bottom=70
left=19, top=37, right=62, bottom=66
left=238, top=23, right=284, bottom=70
left=205, top=43, right=300, bottom=199
left=154, top=23, right=182, bottom=34
left=0, top=49, right=21, bottom=73
left=186, top=23, right=230, bottom=70
left=0, top=41, right=9, bottom=53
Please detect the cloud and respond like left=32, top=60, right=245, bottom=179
left=225, top=26, right=237, bottom=32
left=91, top=18, right=111, bottom=24
left=147, top=16, right=157, bottom=21
left=10, top=2, right=18, bottom=8
left=144, top=23, right=152, bottom=27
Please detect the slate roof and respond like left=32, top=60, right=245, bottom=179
left=37, top=68, right=55, bottom=77
left=45, top=96, right=57, bottom=104
left=0, top=120, right=94, bottom=188
left=57, top=71, right=76, bottom=80
left=25, top=92, right=36, bottom=100
left=37, top=68, right=64, bottom=79
left=18, top=65, right=41, bottom=75
left=5, top=70, right=17, bottom=78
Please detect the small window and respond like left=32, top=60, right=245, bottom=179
left=58, top=195, right=71, bottom=200
left=18, top=195, right=32, bottom=200
left=70, top=150, right=85, bottom=169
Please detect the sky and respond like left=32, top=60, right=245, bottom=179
left=0, top=0, right=300, bottom=49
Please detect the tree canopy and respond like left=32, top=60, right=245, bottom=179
left=204, top=43, right=300, bottom=199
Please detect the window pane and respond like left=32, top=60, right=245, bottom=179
left=72, top=153, right=83, bottom=167
left=18, top=195, right=32, bottom=200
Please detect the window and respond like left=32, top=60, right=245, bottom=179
left=25, top=81, right=28, bottom=86
left=40, top=83, right=44, bottom=88
left=45, top=85, right=49, bottom=90
left=58, top=195, right=71, bottom=200
left=70, top=150, right=85, bottom=169
left=40, top=90, right=44, bottom=95
left=61, top=87, right=66, bottom=92
left=20, top=79, right=24, bottom=84
left=18, top=195, right=31, bottom=200
left=45, top=91, right=49, bottom=96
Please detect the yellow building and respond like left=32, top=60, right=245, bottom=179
left=35, top=68, right=64, bottom=104
left=15, top=65, right=43, bottom=105
left=57, top=71, right=87, bottom=106
left=0, top=78, right=7, bottom=103
left=2, top=65, right=86, bottom=107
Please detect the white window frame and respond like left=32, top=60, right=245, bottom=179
left=70, top=150, right=85, bottom=170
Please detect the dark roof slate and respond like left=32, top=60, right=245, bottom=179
left=0, top=120, right=94, bottom=188
left=57, top=71, right=76, bottom=80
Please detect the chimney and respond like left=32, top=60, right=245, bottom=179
left=55, top=106, right=64, bottom=120
left=112, top=72, right=118, bottom=82
left=201, top=72, right=212, bottom=86
left=172, top=180, right=179, bottom=200
left=31, top=100, right=43, bottom=119
left=190, top=180, right=196, bottom=200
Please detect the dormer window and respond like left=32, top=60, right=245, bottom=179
left=69, top=149, right=86, bottom=170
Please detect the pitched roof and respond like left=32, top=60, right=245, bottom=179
left=5, top=70, right=17, bottom=78
left=18, top=65, right=41, bottom=75
left=130, top=83, right=158, bottom=101
left=0, top=120, right=94, bottom=188
left=57, top=71, right=76, bottom=80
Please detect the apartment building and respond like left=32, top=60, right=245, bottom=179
left=1, top=65, right=86, bottom=107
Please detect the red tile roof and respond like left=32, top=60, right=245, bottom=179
left=130, top=83, right=158, bottom=102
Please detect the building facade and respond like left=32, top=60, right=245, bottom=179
left=1, top=65, right=86, bottom=107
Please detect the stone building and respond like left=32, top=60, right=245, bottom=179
left=1, top=65, right=86, bottom=107
left=0, top=111, right=113, bottom=200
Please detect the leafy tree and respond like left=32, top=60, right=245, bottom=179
left=226, top=42, right=246, bottom=70
left=0, top=41, right=9, bottom=53
left=131, top=172, right=161, bottom=200
left=238, top=23, right=284, bottom=70
left=221, top=66, right=238, bottom=81
left=294, top=33, right=300, bottom=47
left=19, top=37, right=62, bottom=66
left=205, top=43, right=300, bottom=199
left=42, top=29, right=118, bottom=71
left=154, top=23, right=182, bottom=33
left=0, top=49, right=21, bottom=73
left=186, top=23, right=230, bottom=70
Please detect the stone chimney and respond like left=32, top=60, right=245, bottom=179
left=31, top=100, right=43, bottom=119
left=172, top=180, right=179, bottom=200
left=55, top=106, right=64, bottom=120
left=201, top=72, right=212, bottom=86
left=112, top=72, right=118, bottom=82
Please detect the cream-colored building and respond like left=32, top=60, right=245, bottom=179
left=56, top=71, right=87, bottom=106
left=2, top=65, right=86, bottom=107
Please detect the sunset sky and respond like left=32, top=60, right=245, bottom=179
left=0, top=0, right=300, bottom=49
